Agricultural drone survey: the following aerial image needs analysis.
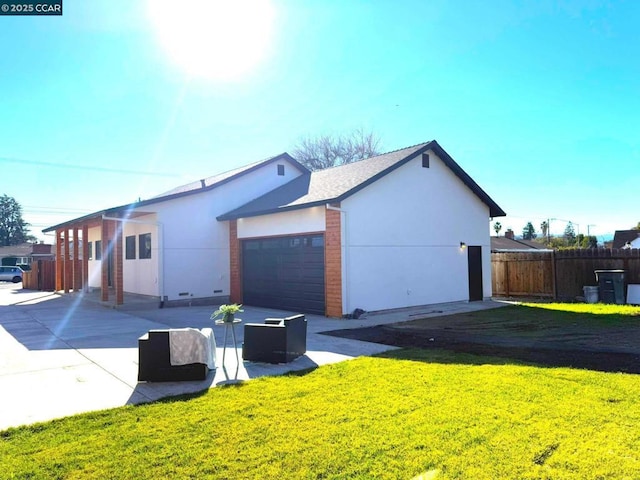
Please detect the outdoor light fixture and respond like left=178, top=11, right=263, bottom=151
left=460, top=242, right=467, bottom=250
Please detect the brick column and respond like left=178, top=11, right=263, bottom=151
left=55, top=229, right=63, bottom=291
left=63, top=228, right=71, bottom=293
left=101, top=219, right=109, bottom=302
left=325, top=205, right=343, bottom=317
left=229, top=220, right=242, bottom=303
left=114, top=221, right=123, bottom=305
left=82, top=224, right=89, bottom=293
left=73, top=226, right=81, bottom=291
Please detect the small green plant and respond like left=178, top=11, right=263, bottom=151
left=210, top=303, right=243, bottom=322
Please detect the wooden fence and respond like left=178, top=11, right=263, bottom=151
left=491, top=249, right=640, bottom=300
left=22, top=260, right=56, bottom=291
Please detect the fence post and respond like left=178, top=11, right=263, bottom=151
left=551, top=250, right=557, bottom=300
left=505, top=259, right=510, bottom=297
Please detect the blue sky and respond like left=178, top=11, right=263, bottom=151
left=2, top=0, right=638, bottom=242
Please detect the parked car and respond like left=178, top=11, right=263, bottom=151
left=0, top=266, right=23, bottom=283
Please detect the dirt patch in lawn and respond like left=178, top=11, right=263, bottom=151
left=322, top=306, right=640, bottom=374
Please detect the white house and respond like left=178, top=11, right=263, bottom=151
left=44, top=140, right=505, bottom=317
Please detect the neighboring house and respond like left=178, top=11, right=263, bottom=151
left=491, top=232, right=548, bottom=252
left=613, top=230, right=640, bottom=249
left=43, top=140, right=505, bottom=317
left=0, top=242, right=54, bottom=266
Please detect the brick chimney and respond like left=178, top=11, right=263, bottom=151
left=505, top=229, right=515, bottom=240
left=32, top=243, right=52, bottom=254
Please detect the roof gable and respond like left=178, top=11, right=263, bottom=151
left=613, top=230, right=640, bottom=249
left=154, top=153, right=307, bottom=198
left=43, top=153, right=308, bottom=233
left=218, top=140, right=506, bottom=220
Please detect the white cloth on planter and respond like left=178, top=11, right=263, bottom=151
left=169, top=328, right=217, bottom=369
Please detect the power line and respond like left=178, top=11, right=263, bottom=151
left=0, top=156, right=178, bottom=177
left=23, top=204, right=91, bottom=212
left=23, top=208, right=92, bottom=215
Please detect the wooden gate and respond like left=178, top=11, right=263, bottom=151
left=22, top=260, right=56, bottom=291
left=491, top=251, right=554, bottom=298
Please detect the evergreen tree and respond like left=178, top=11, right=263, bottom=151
left=563, top=221, right=576, bottom=245
left=581, top=235, right=598, bottom=248
left=0, top=195, right=30, bottom=246
left=522, top=222, right=537, bottom=240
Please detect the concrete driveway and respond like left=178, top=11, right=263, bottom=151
left=0, top=283, right=500, bottom=430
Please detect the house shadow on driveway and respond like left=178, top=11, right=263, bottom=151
left=0, top=288, right=165, bottom=351
left=1, top=284, right=409, bottom=429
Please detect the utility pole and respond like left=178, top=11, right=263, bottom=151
left=587, top=224, right=596, bottom=236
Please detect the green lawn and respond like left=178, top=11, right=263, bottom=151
left=520, top=302, right=640, bottom=320
left=3, top=348, right=640, bottom=479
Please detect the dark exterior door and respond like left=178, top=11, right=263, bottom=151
left=468, top=246, right=483, bottom=301
left=242, top=234, right=325, bottom=315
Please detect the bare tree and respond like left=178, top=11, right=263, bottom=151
left=292, top=128, right=381, bottom=170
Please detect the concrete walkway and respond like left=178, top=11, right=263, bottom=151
left=0, top=283, right=501, bottom=431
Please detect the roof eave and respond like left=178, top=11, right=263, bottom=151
left=217, top=198, right=334, bottom=221
left=217, top=140, right=507, bottom=220
left=44, top=153, right=309, bottom=232
left=334, top=140, right=505, bottom=217
left=428, top=141, right=506, bottom=218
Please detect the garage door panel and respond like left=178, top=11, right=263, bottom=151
left=242, top=234, right=325, bottom=315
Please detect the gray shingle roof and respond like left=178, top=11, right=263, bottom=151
left=154, top=154, right=292, bottom=198
left=491, top=237, right=548, bottom=251
left=218, top=140, right=506, bottom=220
left=43, top=153, right=307, bottom=233
left=613, top=230, right=640, bottom=249
left=43, top=141, right=505, bottom=234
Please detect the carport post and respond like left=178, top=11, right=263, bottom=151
left=63, top=228, right=71, bottom=293
left=73, top=226, right=81, bottom=291
left=55, top=229, right=63, bottom=291
left=82, top=224, right=89, bottom=293
left=101, top=219, right=109, bottom=302
left=114, top=221, right=123, bottom=305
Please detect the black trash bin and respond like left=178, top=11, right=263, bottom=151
left=594, top=270, right=626, bottom=304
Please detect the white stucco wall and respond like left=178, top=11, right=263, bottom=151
left=128, top=159, right=305, bottom=301
left=86, top=226, right=102, bottom=289
left=122, top=216, right=159, bottom=297
left=85, top=221, right=160, bottom=296
left=237, top=207, right=325, bottom=239
left=341, top=149, right=493, bottom=313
